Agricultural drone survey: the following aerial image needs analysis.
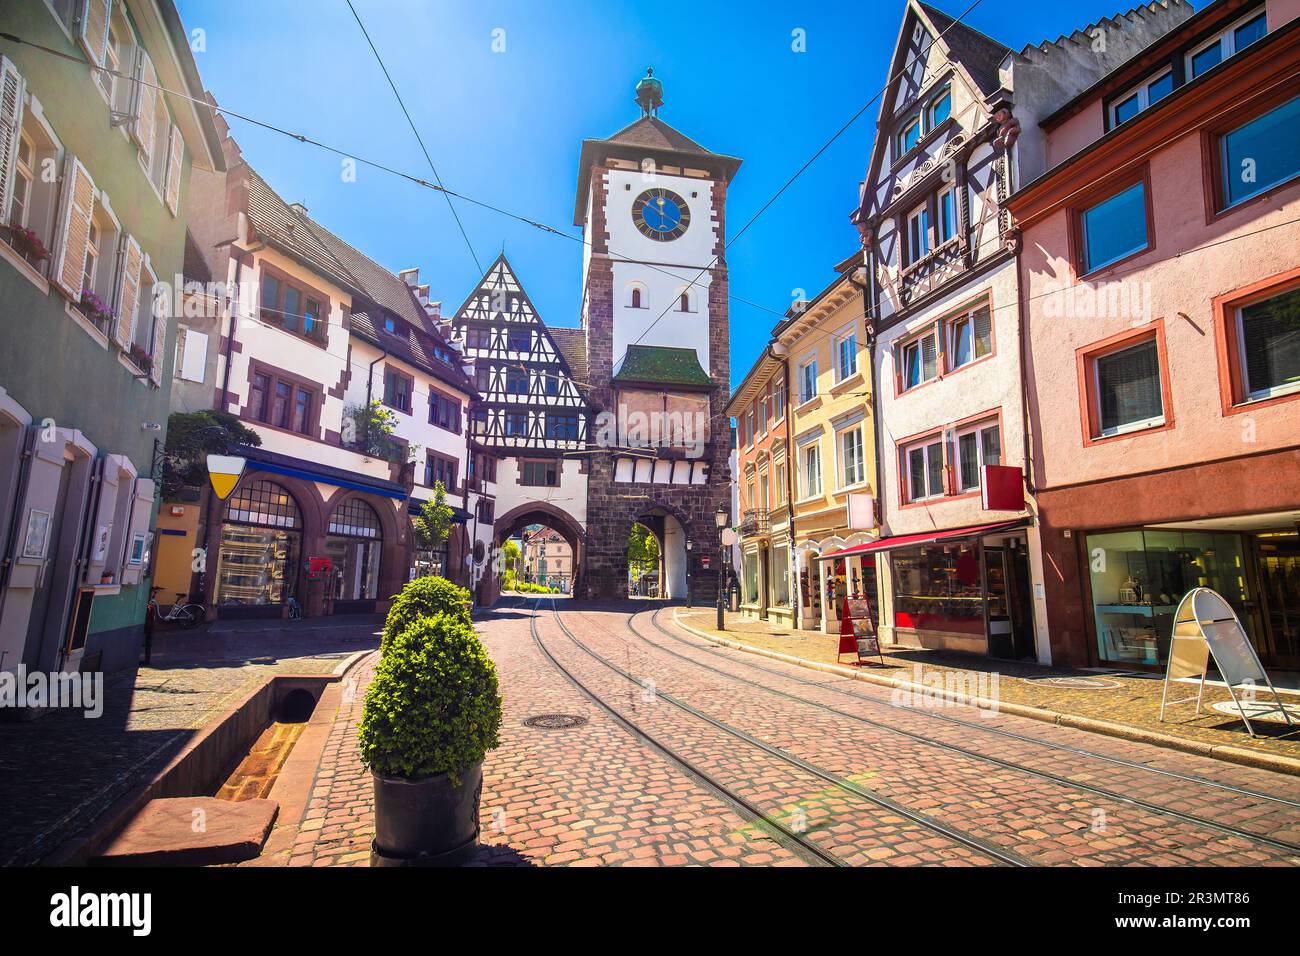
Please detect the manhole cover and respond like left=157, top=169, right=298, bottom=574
left=1023, top=676, right=1122, bottom=689
left=1210, top=700, right=1300, bottom=723
left=523, top=714, right=588, bottom=729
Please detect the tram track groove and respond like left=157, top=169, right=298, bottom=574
left=523, top=599, right=844, bottom=867
left=542, top=599, right=1031, bottom=867
left=607, top=605, right=1300, bottom=858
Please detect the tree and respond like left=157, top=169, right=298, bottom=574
left=501, top=539, right=520, bottom=576
left=412, top=481, right=455, bottom=555
left=346, top=400, right=405, bottom=463
left=627, top=523, right=660, bottom=566
left=162, top=410, right=261, bottom=500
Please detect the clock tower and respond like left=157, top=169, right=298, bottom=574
left=576, top=70, right=742, bottom=601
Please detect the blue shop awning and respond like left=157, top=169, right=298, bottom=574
left=238, top=445, right=408, bottom=500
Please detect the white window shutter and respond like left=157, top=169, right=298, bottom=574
left=83, top=457, right=121, bottom=583
left=130, top=48, right=157, bottom=164
left=149, top=295, right=166, bottom=386
left=51, top=155, right=97, bottom=300
left=118, top=477, right=156, bottom=587
left=164, top=124, right=183, bottom=214
left=0, top=57, right=26, bottom=224
left=77, top=0, right=113, bottom=69
left=179, top=327, right=207, bottom=382
left=112, top=234, right=143, bottom=349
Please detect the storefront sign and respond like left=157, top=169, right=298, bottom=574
left=206, top=455, right=247, bottom=500
left=981, top=465, right=1023, bottom=511
left=307, top=557, right=332, bottom=580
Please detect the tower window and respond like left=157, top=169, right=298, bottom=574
left=678, top=291, right=691, bottom=312
left=629, top=286, right=644, bottom=309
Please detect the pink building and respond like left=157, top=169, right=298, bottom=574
left=1011, top=0, right=1300, bottom=669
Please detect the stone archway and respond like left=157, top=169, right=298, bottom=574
left=493, top=501, right=586, bottom=599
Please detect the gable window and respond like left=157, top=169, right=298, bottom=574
left=948, top=304, right=992, bottom=370
left=429, top=391, right=461, bottom=433
left=1079, top=180, right=1148, bottom=274
left=466, top=327, right=490, bottom=349
left=508, top=329, right=531, bottom=352
left=1109, top=69, right=1174, bottom=127
left=928, top=88, right=951, bottom=128
left=903, top=436, right=945, bottom=502
left=906, top=204, right=930, bottom=264
left=1187, top=9, right=1267, bottom=80
left=1235, top=285, right=1300, bottom=402
left=546, top=413, right=578, bottom=440
left=798, top=358, right=818, bottom=404
left=897, top=115, right=921, bottom=157
left=522, top=460, right=559, bottom=487
left=900, top=326, right=939, bottom=391
left=835, top=328, right=858, bottom=381
left=837, top=424, right=866, bottom=488
left=1218, top=95, right=1300, bottom=209
left=383, top=368, right=413, bottom=414
left=475, top=364, right=490, bottom=393
left=937, top=186, right=957, bottom=244
left=544, top=372, right=559, bottom=396
left=955, top=421, right=1001, bottom=492
left=1093, top=337, right=1165, bottom=437
left=801, top=443, right=822, bottom=498
left=383, top=316, right=396, bottom=333
left=470, top=407, right=488, bottom=435
left=506, top=367, right=529, bottom=395
left=505, top=411, right=528, bottom=436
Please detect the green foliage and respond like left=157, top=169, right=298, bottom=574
left=502, top=569, right=518, bottom=591
left=162, top=410, right=261, bottom=499
left=412, top=482, right=454, bottom=551
left=347, top=400, right=406, bottom=463
left=508, top=581, right=557, bottom=594
left=628, top=523, right=660, bottom=566
left=359, top=611, right=502, bottom=783
left=501, top=539, right=520, bottom=575
left=382, top=575, right=471, bottom=652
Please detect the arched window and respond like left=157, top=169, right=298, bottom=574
left=225, top=480, right=301, bottom=529
left=327, top=498, right=383, bottom=602
left=329, top=498, right=383, bottom=538
left=630, top=287, right=643, bottom=309
left=216, top=481, right=302, bottom=608
left=678, top=291, right=691, bottom=312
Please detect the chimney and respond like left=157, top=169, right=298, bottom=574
left=289, top=202, right=308, bottom=216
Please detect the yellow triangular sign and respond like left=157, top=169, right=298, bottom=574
left=207, top=455, right=246, bottom=500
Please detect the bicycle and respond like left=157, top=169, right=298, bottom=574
left=148, top=587, right=205, bottom=629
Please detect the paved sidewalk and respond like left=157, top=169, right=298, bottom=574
left=674, top=609, right=1300, bottom=767
left=0, top=618, right=381, bottom=866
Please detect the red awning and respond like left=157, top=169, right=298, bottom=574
left=815, top=519, right=1029, bottom=561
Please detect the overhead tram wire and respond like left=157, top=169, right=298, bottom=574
left=346, top=0, right=481, bottom=274
left=0, top=29, right=779, bottom=321
left=608, top=0, right=988, bottom=375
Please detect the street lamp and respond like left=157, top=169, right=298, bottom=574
left=714, top=506, right=728, bottom=631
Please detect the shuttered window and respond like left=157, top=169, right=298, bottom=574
left=130, top=48, right=157, bottom=164
left=112, top=234, right=143, bottom=350
left=164, top=125, right=183, bottom=214
left=1094, top=338, right=1164, bottom=436
left=52, top=156, right=97, bottom=299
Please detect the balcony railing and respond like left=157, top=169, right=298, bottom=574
left=738, top=509, right=771, bottom=538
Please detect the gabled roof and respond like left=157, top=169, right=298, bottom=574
left=613, top=345, right=712, bottom=389
left=548, top=327, right=588, bottom=386
left=245, top=170, right=360, bottom=293
left=918, top=3, right=1011, bottom=97
left=574, top=115, right=742, bottom=224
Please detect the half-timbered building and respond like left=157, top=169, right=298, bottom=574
left=851, top=0, right=1190, bottom=663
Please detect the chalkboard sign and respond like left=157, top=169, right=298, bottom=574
left=1192, top=589, right=1267, bottom=687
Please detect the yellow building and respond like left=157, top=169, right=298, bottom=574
left=772, top=257, right=878, bottom=633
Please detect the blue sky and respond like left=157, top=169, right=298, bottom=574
left=175, top=0, right=1191, bottom=388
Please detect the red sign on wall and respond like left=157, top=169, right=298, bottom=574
left=307, top=557, right=332, bottom=580
left=981, top=465, right=1024, bottom=511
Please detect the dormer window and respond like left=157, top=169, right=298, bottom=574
left=383, top=316, right=396, bottom=333
left=1187, top=9, right=1267, bottom=80
left=1110, top=69, right=1174, bottom=127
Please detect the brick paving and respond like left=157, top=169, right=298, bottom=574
left=283, top=600, right=1300, bottom=868
left=675, top=608, right=1300, bottom=761
left=0, top=616, right=381, bottom=866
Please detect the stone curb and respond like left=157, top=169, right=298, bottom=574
left=670, top=611, right=1300, bottom=778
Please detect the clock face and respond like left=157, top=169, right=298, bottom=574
left=632, top=188, right=690, bottom=241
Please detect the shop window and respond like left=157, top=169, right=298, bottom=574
left=743, top=550, right=760, bottom=605
left=948, top=304, right=992, bottom=370
left=1079, top=180, right=1148, bottom=274
left=772, top=545, right=791, bottom=607
left=1218, top=94, right=1300, bottom=210
left=902, top=435, right=945, bottom=502
left=326, top=498, right=383, bottom=602
left=215, top=481, right=302, bottom=607
left=1086, top=529, right=1252, bottom=667
left=891, top=543, right=984, bottom=635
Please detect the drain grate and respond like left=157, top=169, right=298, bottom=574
left=523, top=714, right=588, bottom=729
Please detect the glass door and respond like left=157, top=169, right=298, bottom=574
left=1252, top=531, right=1300, bottom=670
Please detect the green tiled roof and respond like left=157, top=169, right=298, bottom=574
left=613, top=346, right=712, bottom=387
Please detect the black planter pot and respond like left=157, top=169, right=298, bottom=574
left=370, top=762, right=483, bottom=867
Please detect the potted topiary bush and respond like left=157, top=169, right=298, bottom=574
left=360, top=584, right=502, bottom=866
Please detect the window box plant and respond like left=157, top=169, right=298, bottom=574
left=3, top=220, right=51, bottom=266
left=127, top=344, right=152, bottom=374
left=77, top=290, right=116, bottom=333
left=360, top=577, right=501, bottom=865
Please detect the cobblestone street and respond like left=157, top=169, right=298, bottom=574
left=287, top=601, right=1300, bottom=867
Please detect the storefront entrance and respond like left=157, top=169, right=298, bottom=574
left=325, top=498, right=383, bottom=612
left=1253, top=531, right=1300, bottom=670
